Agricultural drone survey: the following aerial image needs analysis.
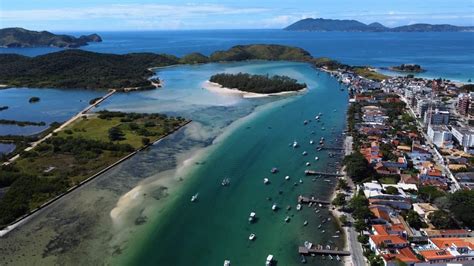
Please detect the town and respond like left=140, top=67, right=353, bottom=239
left=327, top=67, right=474, bottom=266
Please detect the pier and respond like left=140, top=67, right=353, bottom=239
left=298, top=246, right=351, bottom=256
left=304, top=170, right=344, bottom=177
left=298, top=195, right=330, bottom=205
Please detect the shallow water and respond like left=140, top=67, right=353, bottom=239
left=0, top=61, right=347, bottom=265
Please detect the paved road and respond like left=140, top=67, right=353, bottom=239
left=3, top=90, right=116, bottom=165
left=342, top=136, right=367, bottom=266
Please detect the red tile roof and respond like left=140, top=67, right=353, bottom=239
left=419, top=249, right=455, bottom=261
left=431, top=238, right=474, bottom=250
left=370, top=235, right=408, bottom=247
left=381, top=247, right=421, bottom=263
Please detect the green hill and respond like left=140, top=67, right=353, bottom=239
left=0, top=27, right=102, bottom=48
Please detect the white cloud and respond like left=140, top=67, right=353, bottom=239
left=0, top=4, right=269, bottom=22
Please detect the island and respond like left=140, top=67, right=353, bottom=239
left=284, top=18, right=474, bottom=32
left=0, top=119, right=46, bottom=127
left=389, top=64, right=425, bottom=73
left=0, top=110, right=188, bottom=228
left=0, top=43, right=386, bottom=91
left=28, top=96, right=40, bottom=103
left=0, top=106, right=8, bottom=111
left=207, top=73, right=306, bottom=96
left=0, top=27, right=102, bottom=48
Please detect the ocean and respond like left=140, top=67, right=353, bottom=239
left=0, top=30, right=472, bottom=266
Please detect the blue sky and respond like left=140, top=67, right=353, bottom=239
left=1, top=0, right=473, bottom=31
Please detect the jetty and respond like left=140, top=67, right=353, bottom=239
left=298, top=195, right=330, bottom=205
left=298, top=246, right=350, bottom=256
left=304, top=170, right=344, bottom=177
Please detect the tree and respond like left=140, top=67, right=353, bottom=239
left=332, top=193, right=347, bottom=206
left=428, top=210, right=457, bottom=229
left=405, top=210, right=425, bottom=230
left=337, top=178, right=349, bottom=190
left=349, top=194, right=373, bottom=220
left=448, top=190, right=474, bottom=228
left=339, top=215, right=349, bottom=226
left=354, top=219, right=368, bottom=232
left=418, top=186, right=446, bottom=203
left=141, top=137, right=151, bottom=146
left=343, top=152, right=375, bottom=183
left=384, top=186, right=399, bottom=195
left=108, top=126, right=125, bottom=141
left=358, top=234, right=369, bottom=244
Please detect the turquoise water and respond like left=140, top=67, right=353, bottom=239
left=0, top=88, right=103, bottom=135
left=95, top=61, right=348, bottom=265
left=1, top=30, right=473, bottom=81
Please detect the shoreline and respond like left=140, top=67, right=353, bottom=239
left=0, top=119, right=192, bottom=237
left=202, top=80, right=307, bottom=98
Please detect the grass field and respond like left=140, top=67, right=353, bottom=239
left=353, top=67, right=389, bottom=81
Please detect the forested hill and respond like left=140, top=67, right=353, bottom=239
left=285, top=18, right=474, bottom=32
left=209, top=73, right=306, bottom=94
left=0, top=44, right=313, bottom=90
left=0, top=27, right=102, bottom=48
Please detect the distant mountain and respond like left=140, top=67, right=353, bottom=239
left=0, top=28, right=102, bottom=48
left=284, top=18, right=474, bottom=32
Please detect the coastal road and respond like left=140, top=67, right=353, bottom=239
left=343, top=136, right=367, bottom=266
left=3, top=89, right=116, bottom=165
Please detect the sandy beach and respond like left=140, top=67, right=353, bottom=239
left=202, top=80, right=306, bottom=98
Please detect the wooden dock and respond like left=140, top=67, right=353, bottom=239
left=299, top=246, right=350, bottom=256
left=298, top=195, right=330, bottom=205
left=304, top=170, right=344, bottom=177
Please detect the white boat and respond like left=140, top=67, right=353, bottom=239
left=315, top=115, right=320, bottom=120
left=249, top=233, right=256, bottom=241
left=302, top=151, right=307, bottom=156
left=285, top=175, right=290, bottom=180
left=221, top=178, right=230, bottom=186
left=271, top=167, right=278, bottom=173
left=303, top=220, right=308, bottom=226
left=306, top=162, right=310, bottom=166
left=329, top=254, right=333, bottom=260
left=336, top=255, right=341, bottom=261
left=314, top=156, right=319, bottom=161
left=304, top=241, right=313, bottom=249
left=285, top=216, right=290, bottom=223
left=292, top=141, right=298, bottom=148
left=303, top=120, right=308, bottom=125
left=249, top=212, right=256, bottom=223
left=224, top=260, right=231, bottom=266
left=272, top=204, right=278, bottom=211
left=266, top=255, right=274, bottom=266
left=299, top=179, right=303, bottom=184
left=309, top=140, right=314, bottom=144
left=296, top=204, right=302, bottom=211
left=264, top=178, right=270, bottom=184
left=191, top=193, right=199, bottom=202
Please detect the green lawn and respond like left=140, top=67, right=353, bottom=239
left=379, top=176, right=398, bottom=184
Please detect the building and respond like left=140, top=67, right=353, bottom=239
left=413, top=203, right=439, bottom=222
left=427, top=125, right=452, bottom=148
left=451, top=127, right=474, bottom=149
left=423, top=109, right=449, bottom=126
left=457, top=94, right=470, bottom=116
left=418, top=237, right=474, bottom=265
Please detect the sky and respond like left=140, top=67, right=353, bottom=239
left=1, top=0, right=473, bottom=31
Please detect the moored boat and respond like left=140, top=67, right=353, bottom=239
left=191, top=193, right=199, bottom=202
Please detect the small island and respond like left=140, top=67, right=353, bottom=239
left=389, top=64, right=425, bottom=73
left=28, top=96, right=40, bottom=103
left=0, top=106, right=8, bottom=111
left=207, top=73, right=306, bottom=97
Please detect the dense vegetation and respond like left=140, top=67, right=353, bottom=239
left=390, top=64, right=424, bottom=73
left=0, top=27, right=102, bottom=48
left=447, top=189, right=474, bottom=228
left=284, top=18, right=474, bottom=32
left=209, top=72, right=306, bottom=94
left=343, top=151, right=376, bottom=183
left=0, top=119, right=46, bottom=127
left=28, top=96, right=40, bottom=103
left=0, top=106, right=8, bottom=111
left=0, top=111, right=188, bottom=228
left=209, top=44, right=312, bottom=61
